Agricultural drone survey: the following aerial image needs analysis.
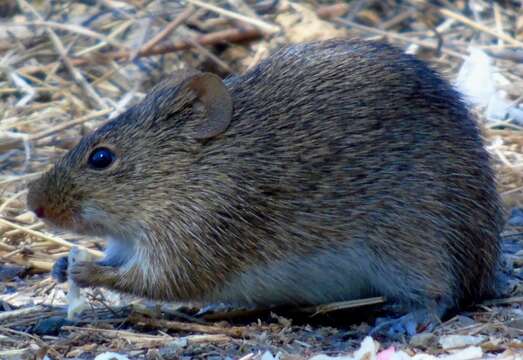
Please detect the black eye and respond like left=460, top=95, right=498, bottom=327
left=88, top=147, right=115, bottom=170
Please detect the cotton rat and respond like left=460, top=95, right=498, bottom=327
left=27, top=39, right=503, bottom=334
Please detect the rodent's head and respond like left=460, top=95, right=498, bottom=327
left=27, top=70, right=232, bottom=239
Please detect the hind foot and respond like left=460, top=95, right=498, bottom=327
left=370, top=308, right=443, bottom=337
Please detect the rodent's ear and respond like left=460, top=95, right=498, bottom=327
left=185, top=73, right=232, bottom=140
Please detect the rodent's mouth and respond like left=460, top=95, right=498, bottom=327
left=29, top=204, right=105, bottom=238
left=40, top=209, right=83, bottom=232
left=44, top=213, right=109, bottom=238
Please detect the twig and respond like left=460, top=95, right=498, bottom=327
left=345, top=0, right=369, bottom=22
left=75, top=20, right=134, bottom=57
left=300, top=297, right=386, bottom=316
left=138, top=5, right=196, bottom=55
left=493, top=3, right=504, bottom=48
left=437, top=7, right=523, bottom=47
left=483, top=296, right=523, bottom=306
left=187, top=0, right=280, bottom=34
left=316, top=3, right=350, bottom=18
left=62, top=325, right=231, bottom=346
left=0, top=305, right=45, bottom=323
left=0, top=173, right=43, bottom=186
left=29, top=108, right=112, bottom=142
left=333, top=18, right=464, bottom=58
left=501, top=186, right=523, bottom=197
left=0, top=218, right=103, bottom=258
left=0, top=326, right=63, bottom=359
left=131, top=27, right=262, bottom=57
left=0, top=109, right=111, bottom=153
left=485, top=48, right=523, bottom=63
left=0, top=242, right=16, bottom=251
left=239, top=354, right=256, bottom=360
left=0, top=349, right=35, bottom=358
left=227, top=0, right=258, bottom=18
left=0, top=189, right=27, bottom=213
left=379, top=9, right=416, bottom=30
left=201, top=306, right=273, bottom=322
left=18, top=27, right=262, bottom=74
left=3, top=254, right=60, bottom=273
left=5, top=222, right=43, bottom=237
left=11, top=21, right=128, bottom=50
left=186, top=37, right=234, bottom=74
left=129, top=313, right=252, bottom=338
left=17, top=0, right=107, bottom=109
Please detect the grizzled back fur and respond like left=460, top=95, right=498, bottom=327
left=27, top=39, right=503, bottom=311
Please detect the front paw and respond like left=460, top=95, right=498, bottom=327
left=68, top=261, right=107, bottom=288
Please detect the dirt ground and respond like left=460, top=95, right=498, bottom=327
left=1, top=1, right=523, bottom=359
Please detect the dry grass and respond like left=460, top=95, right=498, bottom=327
left=0, top=0, right=523, bottom=359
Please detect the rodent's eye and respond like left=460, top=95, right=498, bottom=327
left=88, top=147, right=115, bottom=170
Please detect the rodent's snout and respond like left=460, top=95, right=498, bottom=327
left=26, top=173, right=61, bottom=223
left=26, top=170, right=82, bottom=230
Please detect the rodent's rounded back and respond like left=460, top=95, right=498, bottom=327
left=27, top=39, right=503, bottom=307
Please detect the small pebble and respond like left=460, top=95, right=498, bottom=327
left=453, top=315, right=476, bottom=327
left=94, top=353, right=130, bottom=360
left=409, top=332, right=437, bottom=348
left=377, top=346, right=395, bottom=360
left=439, top=335, right=487, bottom=350
left=158, top=339, right=188, bottom=358
left=507, top=208, right=523, bottom=227
left=261, top=351, right=279, bottom=360
left=441, top=346, right=483, bottom=360
left=32, top=316, right=73, bottom=336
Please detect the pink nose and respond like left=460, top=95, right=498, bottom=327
left=34, top=207, right=45, bottom=218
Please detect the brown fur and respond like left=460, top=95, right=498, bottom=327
left=27, top=39, right=503, bottom=315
